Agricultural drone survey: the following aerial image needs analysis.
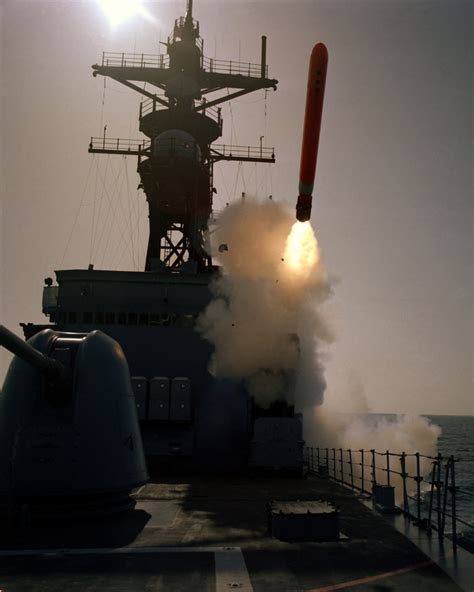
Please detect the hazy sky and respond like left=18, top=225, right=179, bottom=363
left=1, top=0, right=472, bottom=415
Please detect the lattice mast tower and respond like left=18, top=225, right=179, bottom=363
left=90, top=0, right=278, bottom=272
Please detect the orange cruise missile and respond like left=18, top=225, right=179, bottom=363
left=296, top=43, right=328, bottom=222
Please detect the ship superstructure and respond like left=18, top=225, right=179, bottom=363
left=22, top=1, right=290, bottom=470
left=90, top=0, right=277, bottom=272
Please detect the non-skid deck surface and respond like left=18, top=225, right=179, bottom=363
left=0, top=474, right=462, bottom=591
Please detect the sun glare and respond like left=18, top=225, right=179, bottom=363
left=283, top=221, right=320, bottom=279
left=96, top=0, right=148, bottom=27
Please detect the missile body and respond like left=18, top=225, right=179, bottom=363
left=296, top=43, right=328, bottom=222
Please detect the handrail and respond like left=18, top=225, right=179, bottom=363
left=89, top=137, right=150, bottom=153
left=210, top=144, right=275, bottom=160
left=140, top=97, right=222, bottom=127
left=99, top=51, right=268, bottom=79
left=101, top=52, right=170, bottom=69
left=170, top=16, right=201, bottom=43
left=202, top=55, right=267, bottom=78
left=305, top=446, right=474, bottom=552
left=88, top=137, right=275, bottom=164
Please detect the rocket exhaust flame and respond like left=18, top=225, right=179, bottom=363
left=283, top=221, right=320, bottom=280
left=197, top=200, right=332, bottom=409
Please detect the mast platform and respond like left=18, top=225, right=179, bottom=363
left=88, top=137, right=275, bottom=163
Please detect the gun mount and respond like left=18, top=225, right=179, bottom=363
left=0, top=327, right=148, bottom=521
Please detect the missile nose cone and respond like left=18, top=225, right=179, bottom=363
left=312, top=42, right=328, bottom=62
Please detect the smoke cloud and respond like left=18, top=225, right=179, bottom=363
left=305, top=408, right=441, bottom=499
left=305, top=408, right=441, bottom=457
left=198, top=198, right=441, bottom=488
left=197, top=199, right=332, bottom=408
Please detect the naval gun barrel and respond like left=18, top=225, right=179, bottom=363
left=0, top=325, right=64, bottom=379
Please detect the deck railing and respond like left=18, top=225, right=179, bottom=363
left=88, top=137, right=150, bottom=154
left=139, top=97, right=222, bottom=128
left=88, top=137, right=275, bottom=165
left=305, top=446, right=474, bottom=551
left=101, top=52, right=170, bottom=69
left=98, top=52, right=268, bottom=78
left=210, top=143, right=275, bottom=161
left=202, top=56, right=267, bottom=78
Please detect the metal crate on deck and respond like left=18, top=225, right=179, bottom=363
left=268, top=500, right=339, bottom=541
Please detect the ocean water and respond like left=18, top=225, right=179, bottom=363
left=426, top=415, right=474, bottom=549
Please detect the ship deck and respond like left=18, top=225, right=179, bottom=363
left=0, top=473, right=465, bottom=591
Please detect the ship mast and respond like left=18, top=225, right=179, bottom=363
left=90, top=1, right=278, bottom=272
left=185, top=0, right=193, bottom=26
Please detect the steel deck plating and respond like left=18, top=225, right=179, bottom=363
left=0, top=473, right=464, bottom=592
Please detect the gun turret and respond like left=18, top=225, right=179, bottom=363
left=0, top=327, right=148, bottom=519
left=0, top=325, right=65, bottom=379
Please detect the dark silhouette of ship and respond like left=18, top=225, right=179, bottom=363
left=18, top=0, right=292, bottom=474
left=0, top=3, right=465, bottom=590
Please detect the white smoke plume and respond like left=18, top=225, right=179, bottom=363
left=305, top=408, right=441, bottom=499
left=197, top=199, right=332, bottom=408
left=198, top=198, right=441, bottom=489
left=305, top=408, right=441, bottom=459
